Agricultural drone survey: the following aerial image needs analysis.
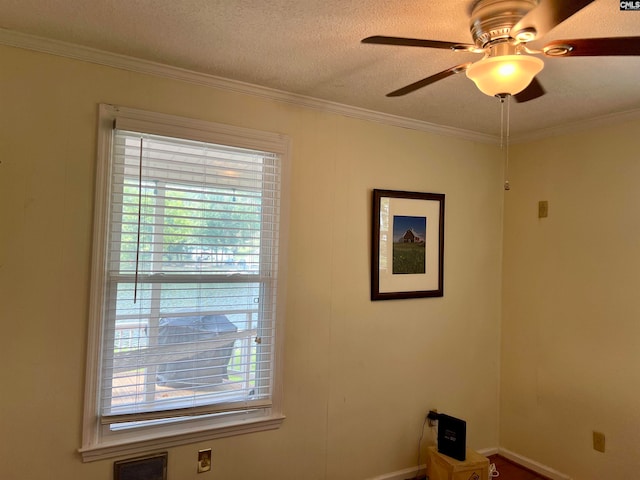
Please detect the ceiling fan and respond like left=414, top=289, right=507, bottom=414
left=362, top=0, right=640, bottom=102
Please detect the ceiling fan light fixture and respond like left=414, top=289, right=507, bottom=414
left=466, top=54, right=544, bottom=96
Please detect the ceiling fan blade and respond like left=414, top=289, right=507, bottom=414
left=513, top=77, right=546, bottom=103
left=362, top=36, right=475, bottom=51
left=511, top=0, right=595, bottom=40
left=386, top=63, right=472, bottom=97
left=543, top=37, right=640, bottom=56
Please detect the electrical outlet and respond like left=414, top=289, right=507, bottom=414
left=198, top=449, right=212, bottom=473
left=427, top=409, right=439, bottom=427
left=538, top=200, right=549, bottom=218
left=593, top=431, right=605, bottom=453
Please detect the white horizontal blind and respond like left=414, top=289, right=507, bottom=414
left=100, top=128, right=281, bottom=425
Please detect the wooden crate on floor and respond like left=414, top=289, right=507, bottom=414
left=427, top=446, right=489, bottom=480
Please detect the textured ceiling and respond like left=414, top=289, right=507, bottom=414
left=1, top=0, right=640, bottom=138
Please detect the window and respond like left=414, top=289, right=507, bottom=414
left=81, top=105, right=288, bottom=461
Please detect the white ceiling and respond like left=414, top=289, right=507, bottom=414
left=1, top=0, right=640, bottom=138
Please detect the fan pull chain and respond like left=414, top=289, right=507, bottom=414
left=499, top=94, right=511, bottom=191
left=506, top=94, right=511, bottom=191
left=499, top=96, right=504, bottom=150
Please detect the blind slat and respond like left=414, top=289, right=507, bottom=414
left=102, top=399, right=273, bottom=425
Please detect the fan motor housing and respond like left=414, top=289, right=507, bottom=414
left=470, top=0, right=538, bottom=47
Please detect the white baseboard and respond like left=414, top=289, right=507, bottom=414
left=477, top=447, right=499, bottom=457
left=497, top=448, right=572, bottom=480
left=367, top=446, right=572, bottom=480
left=367, top=464, right=424, bottom=480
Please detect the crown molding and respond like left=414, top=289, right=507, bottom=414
left=0, top=27, right=497, bottom=144
left=4, top=28, right=638, bottom=145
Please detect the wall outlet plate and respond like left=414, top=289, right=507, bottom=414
left=538, top=201, right=549, bottom=218
left=198, top=449, right=212, bottom=473
left=593, top=431, right=605, bottom=452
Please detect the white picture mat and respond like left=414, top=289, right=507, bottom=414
left=378, top=197, right=441, bottom=294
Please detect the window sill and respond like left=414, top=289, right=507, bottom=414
left=80, top=413, right=285, bottom=462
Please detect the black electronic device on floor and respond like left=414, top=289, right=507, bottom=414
left=437, top=413, right=467, bottom=461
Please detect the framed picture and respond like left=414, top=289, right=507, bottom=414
left=371, top=189, right=445, bottom=300
left=114, top=452, right=167, bottom=480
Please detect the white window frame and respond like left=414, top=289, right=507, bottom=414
left=80, top=104, right=289, bottom=462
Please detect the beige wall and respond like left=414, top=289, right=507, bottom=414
left=0, top=45, right=503, bottom=480
left=502, top=120, right=640, bottom=479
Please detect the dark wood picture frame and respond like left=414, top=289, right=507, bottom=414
left=371, top=189, right=445, bottom=300
left=114, top=452, right=168, bottom=480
